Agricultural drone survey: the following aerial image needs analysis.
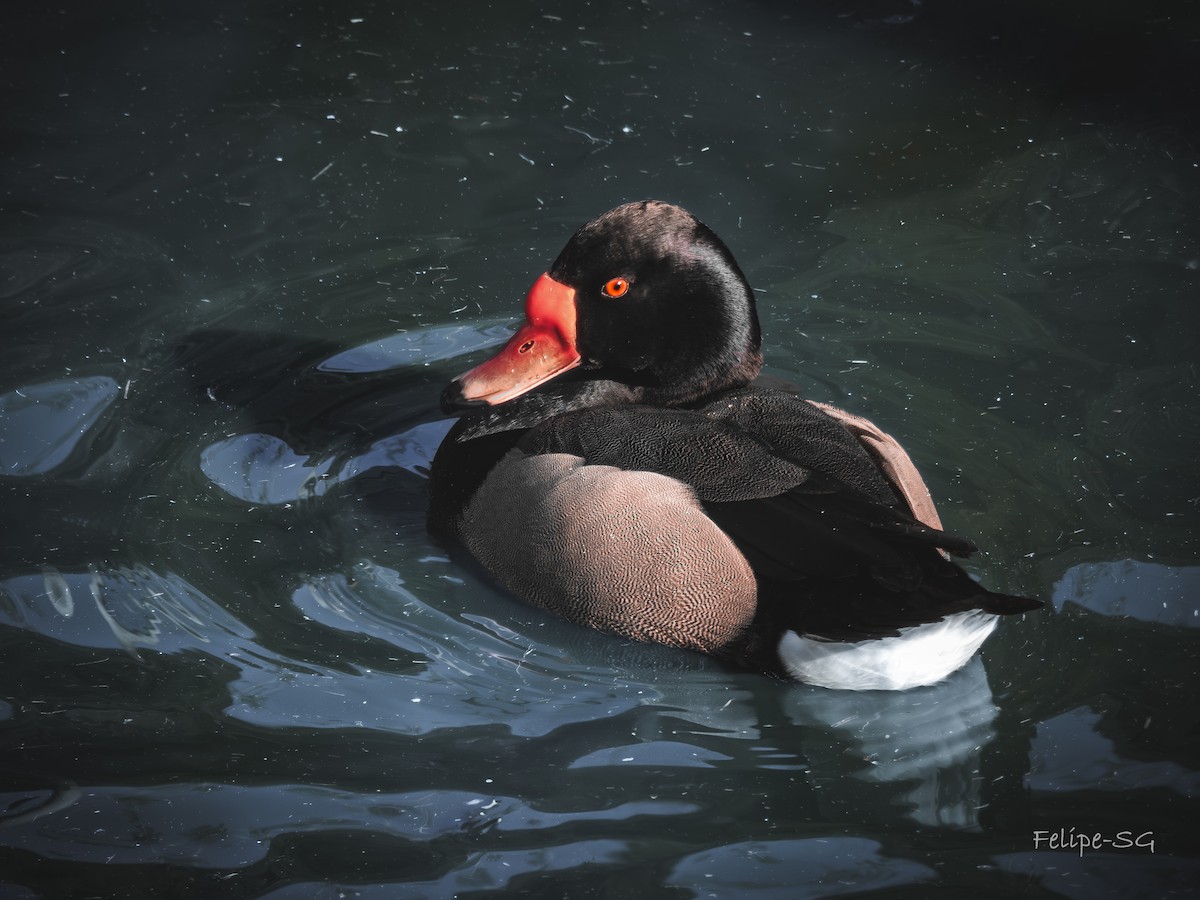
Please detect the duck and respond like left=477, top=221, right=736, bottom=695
left=427, top=200, right=1040, bottom=690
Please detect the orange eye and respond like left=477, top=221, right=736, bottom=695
left=602, top=277, right=631, bottom=298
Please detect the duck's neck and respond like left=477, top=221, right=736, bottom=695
left=642, top=345, right=764, bottom=408
left=454, top=337, right=763, bottom=440
left=453, top=377, right=640, bottom=441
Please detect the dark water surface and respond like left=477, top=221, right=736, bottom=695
left=2, top=1, right=1198, bottom=897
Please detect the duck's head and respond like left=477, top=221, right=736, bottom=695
left=442, top=201, right=763, bottom=413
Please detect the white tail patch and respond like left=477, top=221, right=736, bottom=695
left=778, top=611, right=999, bottom=691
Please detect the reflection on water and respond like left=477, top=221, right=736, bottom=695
left=1028, top=706, right=1200, bottom=797
left=0, top=779, right=700, bottom=870
left=667, top=837, right=937, bottom=898
left=1054, top=560, right=1200, bottom=627
left=0, top=565, right=254, bottom=657
left=786, top=658, right=998, bottom=830
left=317, top=323, right=514, bottom=374
left=0, top=377, right=121, bottom=476
left=200, top=419, right=453, bottom=505
left=2, top=0, right=1198, bottom=895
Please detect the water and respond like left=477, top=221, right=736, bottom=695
left=2, top=1, right=1198, bottom=896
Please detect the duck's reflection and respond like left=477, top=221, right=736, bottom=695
left=783, top=656, right=997, bottom=829
left=604, top=650, right=1001, bottom=831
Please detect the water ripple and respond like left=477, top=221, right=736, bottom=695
left=0, top=376, right=120, bottom=476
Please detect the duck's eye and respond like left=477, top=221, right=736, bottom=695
left=602, top=277, right=631, bottom=298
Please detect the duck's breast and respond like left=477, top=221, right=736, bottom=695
left=461, top=449, right=758, bottom=653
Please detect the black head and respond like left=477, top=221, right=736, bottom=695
left=549, top=201, right=762, bottom=403
left=444, top=200, right=763, bottom=413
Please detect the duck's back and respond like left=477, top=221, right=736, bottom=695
left=520, top=387, right=901, bottom=506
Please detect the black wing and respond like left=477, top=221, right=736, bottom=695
left=518, top=387, right=1039, bottom=639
